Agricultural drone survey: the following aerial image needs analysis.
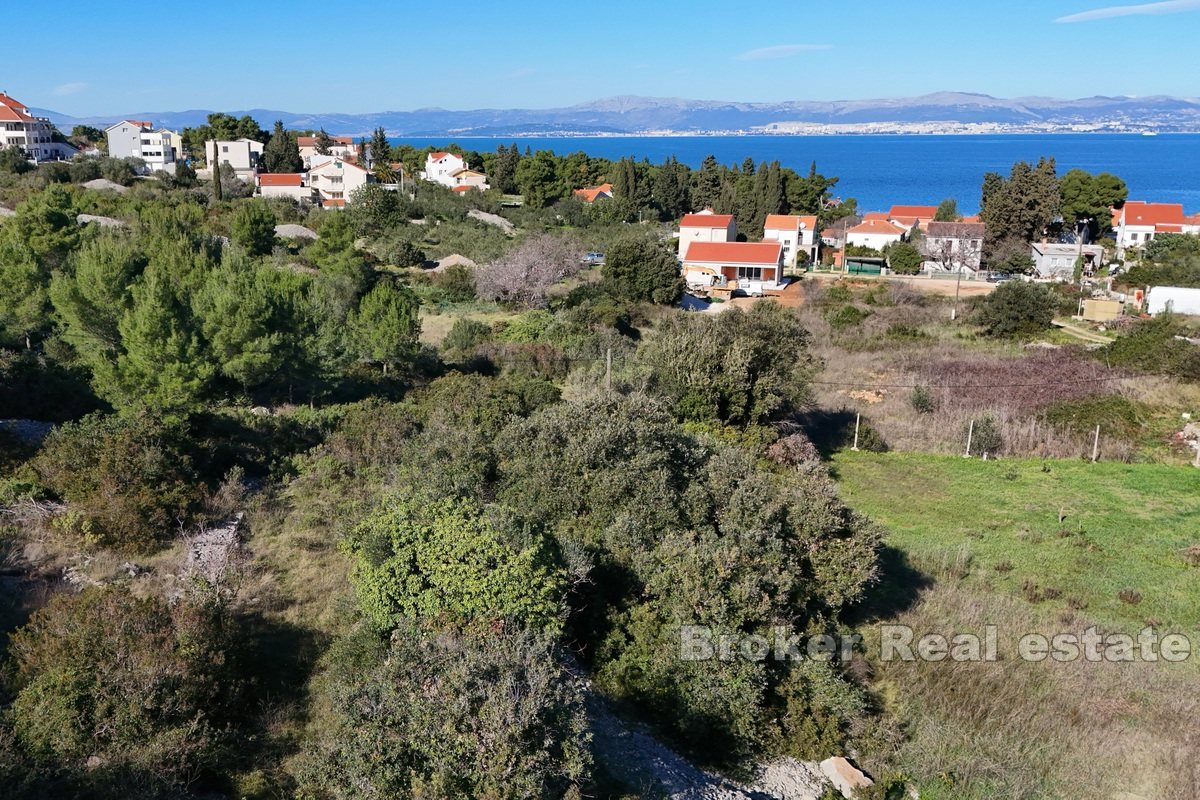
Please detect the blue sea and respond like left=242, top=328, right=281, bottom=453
left=390, top=134, right=1200, bottom=215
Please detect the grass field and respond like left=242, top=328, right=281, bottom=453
left=832, top=451, right=1200, bottom=629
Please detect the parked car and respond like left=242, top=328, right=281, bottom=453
left=582, top=251, right=605, bottom=265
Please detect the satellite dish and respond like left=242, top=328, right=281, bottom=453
left=798, top=222, right=807, bottom=230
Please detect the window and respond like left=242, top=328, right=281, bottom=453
left=1130, top=233, right=1139, bottom=242
left=222, top=145, right=229, bottom=153
left=737, top=266, right=764, bottom=280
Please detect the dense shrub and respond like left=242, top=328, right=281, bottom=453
left=32, top=412, right=206, bottom=551
left=440, top=317, right=492, bottom=358
left=293, top=625, right=590, bottom=799
left=1040, top=395, right=1148, bottom=441
left=4, top=586, right=235, bottom=797
left=963, top=414, right=1003, bottom=456
left=640, top=303, right=813, bottom=426
left=1101, top=315, right=1200, bottom=381
left=342, top=492, right=567, bottom=633
left=600, top=236, right=684, bottom=304
left=827, top=304, right=871, bottom=329
left=976, top=281, right=1056, bottom=337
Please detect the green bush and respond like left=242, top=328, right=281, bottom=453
left=964, top=414, right=1003, bottom=456
left=976, top=281, right=1056, bottom=337
left=910, top=384, right=936, bottom=414
left=342, top=491, right=567, bottom=634
left=826, top=304, right=870, bottom=329
left=600, top=236, right=684, bottom=305
left=5, top=586, right=235, bottom=796
left=1101, top=315, right=1200, bottom=381
left=1041, top=395, right=1148, bottom=440
left=32, top=412, right=206, bottom=551
left=293, top=624, right=590, bottom=799
left=441, top=317, right=492, bottom=357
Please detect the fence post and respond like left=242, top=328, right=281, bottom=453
left=964, top=419, right=974, bottom=458
left=1091, top=425, right=1101, bottom=463
left=852, top=413, right=861, bottom=451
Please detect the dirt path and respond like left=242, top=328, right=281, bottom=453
left=1052, top=318, right=1113, bottom=344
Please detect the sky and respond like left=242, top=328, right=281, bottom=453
left=11, top=0, right=1200, bottom=117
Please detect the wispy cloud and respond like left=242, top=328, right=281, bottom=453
left=52, top=82, right=88, bottom=96
left=506, top=67, right=536, bottom=79
left=1055, top=0, right=1200, bottom=23
left=735, top=44, right=832, bottom=61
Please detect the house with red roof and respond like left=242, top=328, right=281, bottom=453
left=846, top=218, right=907, bottom=251
left=420, top=150, right=489, bottom=191
left=763, top=214, right=819, bottom=267
left=310, top=157, right=371, bottom=205
left=886, top=204, right=938, bottom=230
left=257, top=173, right=316, bottom=204
left=1114, top=201, right=1191, bottom=253
left=0, top=92, right=77, bottom=162
left=574, top=183, right=614, bottom=203
left=677, top=212, right=737, bottom=259
left=681, top=241, right=785, bottom=296
left=297, top=135, right=357, bottom=166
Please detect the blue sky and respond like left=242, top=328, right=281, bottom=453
left=12, top=0, right=1200, bottom=116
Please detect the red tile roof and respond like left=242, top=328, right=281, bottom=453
left=297, top=135, right=355, bottom=147
left=429, top=151, right=461, bottom=161
left=683, top=241, right=782, bottom=265
left=961, top=214, right=981, bottom=224
left=259, top=173, right=304, bottom=187
left=452, top=185, right=476, bottom=193
left=574, top=183, right=614, bottom=203
left=862, top=211, right=889, bottom=221
left=848, top=219, right=907, bottom=235
left=1121, top=201, right=1185, bottom=228
left=763, top=213, right=819, bottom=231
left=0, top=93, right=37, bottom=123
left=888, top=204, right=938, bottom=220
left=322, top=199, right=346, bottom=208
left=680, top=213, right=735, bottom=229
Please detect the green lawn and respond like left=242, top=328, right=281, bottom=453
left=832, top=451, right=1200, bottom=629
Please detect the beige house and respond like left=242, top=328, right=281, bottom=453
left=297, top=135, right=357, bottom=166
left=205, top=138, right=264, bottom=179
left=677, top=212, right=737, bottom=259
left=310, top=157, right=371, bottom=206
left=923, top=221, right=986, bottom=274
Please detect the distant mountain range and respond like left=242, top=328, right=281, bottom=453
left=37, top=92, right=1200, bottom=136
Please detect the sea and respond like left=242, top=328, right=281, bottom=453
left=389, top=133, right=1200, bottom=215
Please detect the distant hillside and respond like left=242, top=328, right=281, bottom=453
left=37, top=92, right=1200, bottom=136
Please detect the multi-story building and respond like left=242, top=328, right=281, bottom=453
left=677, top=212, right=737, bottom=259
left=0, top=92, right=77, bottom=162
left=297, top=135, right=357, bottom=167
left=105, top=120, right=182, bottom=172
left=763, top=214, right=820, bottom=266
left=309, top=156, right=371, bottom=207
left=205, top=138, right=264, bottom=180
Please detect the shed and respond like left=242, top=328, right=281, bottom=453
left=1082, top=298, right=1123, bottom=323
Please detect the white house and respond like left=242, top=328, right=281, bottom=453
left=0, top=92, right=77, bottom=162
left=1030, top=242, right=1105, bottom=281
left=257, top=173, right=315, bottom=203
left=105, top=120, right=181, bottom=173
left=678, top=212, right=737, bottom=259
left=310, top=156, right=371, bottom=206
left=422, top=151, right=466, bottom=185
left=682, top=241, right=785, bottom=296
left=763, top=214, right=819, bottom=267
left=205, top=138, right=264, bottom=179
left=297, top=135, right=357, bottom=167
left=922, top=221, right=985, bottom=274
left=1113, top=201, right=1190, bottom=254
left=846, top=218, right=906, bottom=251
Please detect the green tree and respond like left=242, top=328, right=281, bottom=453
left=1059, top=169, right=1127, bottom=241
left=934, top=198, right=960, bottom=221
left=886, top=240, right=924, bottom=275
left=692, top=154, right=724, bottom=210
left=601, top=237, right=684, bottom=304
left=230, top=200, right=277, bottom=256
left=976, top=280, right=1057, bottom=337
left=262, top=120, right=302, bottom=173
left=491, top=143, right=521, bottom=194
left=13, top=184, right=80, bottom=268
left=368, top=126, right=392, bottom=177
left=349, top=278, right=420, bottom=373
left=0, top=145, right=34, bottom=174
left=515, top=149, right=565, bottom=208
left=342, top=491, right=566, bottom=633
left=50, top=235, right=146, bottom=371
left=640, top=302, right=813, bottom=426
left=314, top=127, right=333, bottom=155
left=980, top=158, right=1060, bottom=259
left=0, top=232, right=50, bottom=348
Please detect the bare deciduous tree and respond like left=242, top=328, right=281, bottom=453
left=475, top=233, right=584, bottom=308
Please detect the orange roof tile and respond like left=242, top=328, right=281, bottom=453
left=683, top=241, right=782, bottom=265
left=322, top=199, right=346, bottom=208
left=1121, top=201, right=1185, bottom=227
left=680, top=213, right=735, bottom=228
left=259, top=173, right=304, bottom=187
left=848, top=219, right=907, bottom=235
left=888, top=204, right=938, bottom=219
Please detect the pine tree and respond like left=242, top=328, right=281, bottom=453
left=350, top=279, right=420, bottom=375
left=368, top=127, right=392, bottom=176
left=693, top=155, right=723, bottom=211
left=264, top=120, right=303, bottom=173
left=315, top=128, right=333, bottom=155
left=231, top=201, right=277, bottom=257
